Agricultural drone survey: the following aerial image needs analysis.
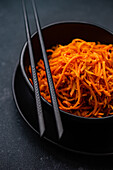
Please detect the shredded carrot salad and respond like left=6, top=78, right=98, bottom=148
left=28, top=38, right=113, bottom=118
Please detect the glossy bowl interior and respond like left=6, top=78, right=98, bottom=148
left=20, top=22, right=113, bottom=118
left=20, top=22, right=113, bottom=152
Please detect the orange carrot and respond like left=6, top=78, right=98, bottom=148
left=28, top=38, right=113, bottom=118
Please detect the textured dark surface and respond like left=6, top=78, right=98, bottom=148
left=0, top=0, right=113, bottom=169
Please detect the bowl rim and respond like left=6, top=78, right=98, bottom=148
left=20, top=21, right=113, bottom=121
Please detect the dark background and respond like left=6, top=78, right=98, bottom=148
left=0, top=0, right=113, bottom=169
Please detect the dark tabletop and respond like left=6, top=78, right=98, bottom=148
left=1, top=0, right=113, bottom=169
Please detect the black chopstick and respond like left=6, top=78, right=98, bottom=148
left=22, top=0, right=45, bottom=137
left=31, top=0, right=63, bottom=139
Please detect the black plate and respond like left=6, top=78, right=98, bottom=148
left=12, top=62, right=113, bottom=156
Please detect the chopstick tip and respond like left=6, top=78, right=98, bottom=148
left=40, top=130, right=45, bottom=138
left=58, top=128, right=64, bottom=140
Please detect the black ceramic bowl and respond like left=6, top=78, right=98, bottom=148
left=20, top=22, right=113, bottom=154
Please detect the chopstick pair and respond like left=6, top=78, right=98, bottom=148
left=22, top=0, right=63, bottom=139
